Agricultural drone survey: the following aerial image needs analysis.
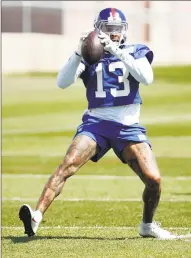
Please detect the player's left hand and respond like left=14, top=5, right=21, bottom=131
left=98, top=31, right=118, bottom=55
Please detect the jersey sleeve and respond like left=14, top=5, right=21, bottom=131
left=79, top=59, right=89, bottom=80
left=76, top=61, right=86, bottom=79
left=133, top=44, right=154, bottom=64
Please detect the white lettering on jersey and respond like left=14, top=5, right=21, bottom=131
left=95, top=63, right=106, bottom=98
left=95, top=61, right=130, bottom=98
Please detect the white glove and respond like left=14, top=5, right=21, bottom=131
left=76, top=30, right=93, bottom=56
left=98, top=31, right=122, bottom=57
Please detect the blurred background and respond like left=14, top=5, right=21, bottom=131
left=2, top=2, right=191, bottom=257
left=2, top=0, right=191, bottom=73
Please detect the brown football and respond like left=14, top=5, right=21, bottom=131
left=81, top=30, right=104, bottom=65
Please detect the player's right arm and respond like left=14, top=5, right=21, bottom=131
left=57, top=53, right=85, bottom=89
left=57, top=30, right=92, bottom=89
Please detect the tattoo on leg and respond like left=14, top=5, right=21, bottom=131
left=35, top=165, right=64, bottom=213
left=142, top=185, right=161, bottom=223
left=124, top=143, right=161, bottom=223
left=65, top=135, right=98, bottom=161
left=128, top=159, right=149, bottom=185
left=35, top=135, right=98, bottom=214
left=128, top=158, right=161, bottom=223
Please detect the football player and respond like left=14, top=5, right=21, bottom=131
left=19, top=7, right=176, bottom=239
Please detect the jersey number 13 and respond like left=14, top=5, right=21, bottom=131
left=95, top=61, right=130, bottom=98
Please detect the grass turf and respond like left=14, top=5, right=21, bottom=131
left=2, top=201, right=191, bottom=258
left=2, top=156, right=191, bottom=176
left=2, top=228, right=191, bottom=258
left=2, top=74, right=191, bottom=257
left=2, top=174, right=191, bottom=201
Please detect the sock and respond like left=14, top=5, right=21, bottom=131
left=33, top=210, right=43, bottom=223
left=141, top=220, right=152, bottom=226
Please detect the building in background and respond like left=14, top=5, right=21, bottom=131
left=2, top=1, right=191, bottom=73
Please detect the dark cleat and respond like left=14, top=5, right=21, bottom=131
left=19, top=205, right=35, bottom=237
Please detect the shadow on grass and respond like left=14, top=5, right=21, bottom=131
left=2, top=235, right=141, bottom=244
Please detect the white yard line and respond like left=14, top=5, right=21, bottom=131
left=2, top=114, right=191, bottom=136
left=142, top=114, right=191, bottom=125
left=2, top=150, right=191, bottom=158
left=2, top=226, right=191, bottom=230
left=2, top=151, right=69, bottom=157
left=2, top=197, right=191, bottom=202
left=2, top=174, right=191, bottom=180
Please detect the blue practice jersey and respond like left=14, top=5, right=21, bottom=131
left=80, top=44, right=153, bottom=109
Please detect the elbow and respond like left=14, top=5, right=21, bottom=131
left=57, top=73, right=65, bottom=88
left=57, top=79, right=68, bottom=89
left=142, top=72, right=154, bottom=86
left=57, top=74, right=74, bottom=89
left=144, top=77, right=153, bottom=86
left=57, top=79, right=64, bottom=89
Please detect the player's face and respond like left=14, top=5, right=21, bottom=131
left=99, top=23, right=126, bottom=42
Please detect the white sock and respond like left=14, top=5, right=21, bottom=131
left=33, top=210, right=43, bottom=223
left=142, top=221, right=152, bottom=226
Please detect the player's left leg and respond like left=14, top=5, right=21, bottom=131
left=122, top=142, right=161, bottom=223
left=122, top=142, right=176, bottom=239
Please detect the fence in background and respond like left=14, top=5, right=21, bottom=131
left=2, top=1, right=191, bottom=73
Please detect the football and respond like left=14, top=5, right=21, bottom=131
left=81, top=30, right=104, bottom=65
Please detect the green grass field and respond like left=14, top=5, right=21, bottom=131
left=2, top=69, right=191, bottom=258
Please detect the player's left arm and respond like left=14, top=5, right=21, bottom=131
left=118, top=52, right=153, bottom=86
left=99, top=32, right=153, bottom=85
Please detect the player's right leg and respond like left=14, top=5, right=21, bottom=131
left=19, top=134, right=99, bottom=237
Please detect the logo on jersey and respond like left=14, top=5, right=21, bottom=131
left=138, top=134, right=147, bottom=141
left=32, top=217, right=37, bottom=223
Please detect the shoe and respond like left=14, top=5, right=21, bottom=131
left=139, top=221, right=177, bottom=240
left=19, top=204, right=41, bottom=237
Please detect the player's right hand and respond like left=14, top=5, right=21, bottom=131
left=76, top=30, right=93, bottom=56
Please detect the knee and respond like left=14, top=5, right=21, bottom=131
left=143, top=175, right=161, bottom=203
left=146, top=175, right=161, bottom=191
left=61, top=154, right=81, bottom=179
left=153, top=176, right=161, bottom=186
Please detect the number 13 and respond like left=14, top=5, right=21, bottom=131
left=95, top=61, right=130, bottom=98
